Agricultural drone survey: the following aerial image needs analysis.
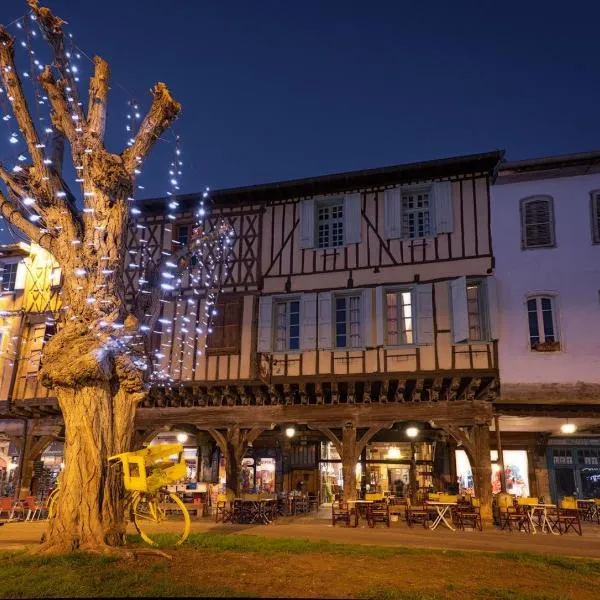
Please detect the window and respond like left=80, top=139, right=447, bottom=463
left=527, top=295, right=559, bottom=350
left=0, top=263, right=18, bottom=292
left=402, top=188, right=431, bottom=239
left=273, top=299, right=300, bottom=352
left=591, top=191, right=600, bottom=243
left=174, top=225, right=189, bottom=246
left=335, top=294, right=361, bottom=348
left=466, top=280, right=488, bottom=342
left=385, top=290, right=414, bottom=345
left=206, top=296, right=243, bottom=355
left=521, top=196, right=554, bottom=249
left=317, top=199, right=344, bottom=249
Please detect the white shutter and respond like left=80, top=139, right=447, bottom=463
left=450, top=276, right=469, bottom=343
left=384, top=188, right=402, bottom=239
left=415, top=283, right=434, bottom=345
left=344, top=193, right=362, bottom=244
left=433, top=181, right=453, bottom=234
left=300, top=293, right=317, bottom=351
left=375, top=286, right=385, bottom=346
left=362, top=288, right=373, bottom=347
left=317, top=291, right=333, bottom=349
left=486, top=276, right=499, bottom=341
left=257, top=296, right=273, bottom=352
left=299, top=198, right=315, bottom=249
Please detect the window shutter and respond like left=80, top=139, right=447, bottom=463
left=362, top=288, right=373, bottom=347
left=415, top=283, right=434, bottom=345
left=433, top=181, right=453, bottom=234
left=592, top=191, right=600, bottom=243
left=344, top=193, right=362, bottom=244
left=522, top=197, right=554, bottom=248
left=486, top=276, right=499, bottom=341
left=375, top=286, right=385, bottom=346
left=450, top=276, right=469, bottom=343
left=317, top=291, right=333, bottom=349
left=299, top=198, right=315, bottom=249
left=257, top=296, right=273, bottom=352
left=384, top=188, right=403, bottom=239
left=300, top=293, right=317, bottom=351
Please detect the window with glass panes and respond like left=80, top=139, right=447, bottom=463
left=335, top=295, right=361, bottom=348
left=402, top=189, right=431, bottom=239
left=273, top=299, right=300, bottom=351
left=466, top=281, right=486, bottom=341
left=386, top=290, right=414, bottom=345
left=527, top=296, right=558, bottom=347
left=175, top=225, right=189, bottom=246
left=1, top=263, right=18, bottom=292
left=317, top=200, right=344, bottom=249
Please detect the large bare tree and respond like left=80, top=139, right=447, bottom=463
left=0, top=1, right=189, bottom=553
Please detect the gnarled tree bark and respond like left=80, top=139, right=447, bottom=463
left=0, top=2, right=181, bottom=553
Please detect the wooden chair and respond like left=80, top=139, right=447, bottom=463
left=406, top=505, right=429, bottom=528
left=332, top=501, right=356, bottom=527
left=367, top=502, right=390, bottom=528
left=455, top=498, right=483, bottom=531
left=215, top=500, right=232, bottom=523
left=294, top=496, right=309, bottom=516
left=557, top=507, right=582, bottom=535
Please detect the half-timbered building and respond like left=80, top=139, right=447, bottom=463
left=127, top=150, right=504, bottom=519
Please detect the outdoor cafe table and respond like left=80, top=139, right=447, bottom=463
left=233, top=498, right=276, bottom=525
left=425, top=501, right=457, bottom=531
left=347, top=500, right=372, bottom=524
left=524, top=503, right=560, bottom=535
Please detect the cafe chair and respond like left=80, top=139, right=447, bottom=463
left=367, top=502, right=390, bottom=528
left=332, top=501, right=357, bottom=527
left=406, top=504, right=429, bottom=528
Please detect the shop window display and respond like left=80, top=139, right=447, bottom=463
left=456, top=449, right=530, bottom=497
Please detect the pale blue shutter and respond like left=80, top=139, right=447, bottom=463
left=375, top=286, right=385, bottom=346
left=257, top=296, right=273, bottom=352
left=415, top=284, right=434, bottom=345
left=450, top=276, right=469, bottom=343
left=384, top=188, right=402, bottom=239
left=433, top=181, right=453, bottom=234
left=344, top=193, right=362, bottom=244
left=299, top=198, right=315, bottom=249
left=362, top=288, right=373, bottom=347
left=486, top=276, right=499, bottom=341
left=317, top=291, right=333, bottom=349
left=300, top=293, right=317, bottom=350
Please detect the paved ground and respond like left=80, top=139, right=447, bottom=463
left=2, top=515, right=600, bottom=558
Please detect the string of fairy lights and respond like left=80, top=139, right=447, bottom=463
left=0, top=8, right=235, bottom=389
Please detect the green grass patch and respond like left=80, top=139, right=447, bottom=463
left=358, top=588, right=571, bottom=600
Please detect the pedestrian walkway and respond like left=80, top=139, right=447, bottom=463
left=3, top=517, right=600, bottom=558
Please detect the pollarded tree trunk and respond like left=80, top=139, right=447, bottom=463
left=39, top=323, right=144, bottom=552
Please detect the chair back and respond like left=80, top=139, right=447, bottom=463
left=517, top=497, right=538, bottom=507
left=0, top=497, right=12, bottom=510
left=471, top=498, right=481, bottom=508
left=560, top=497, right=577, bottom=510
left=365, top=492, right=384, bottom=502
left=496, top=494, right=513, bottom=509
left=427, top=493, right=441, bottom=501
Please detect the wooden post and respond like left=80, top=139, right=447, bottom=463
left=409, top=441, right=418, bottom=502
left=470, top=425, right=493, bottom=525
left=494, top=415, right=506, bottom=493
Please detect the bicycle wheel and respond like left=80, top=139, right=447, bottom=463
left=131, top=490, right=190, bottom=546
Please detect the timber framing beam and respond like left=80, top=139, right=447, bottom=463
left=136, top=400, right=493, bottom=430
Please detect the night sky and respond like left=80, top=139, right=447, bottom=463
left=2, top=0, right=599, bottom=200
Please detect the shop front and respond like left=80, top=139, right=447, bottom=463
left=547, top=438, right=600, bottom=500
left=455, top=449, right=530, bottom=497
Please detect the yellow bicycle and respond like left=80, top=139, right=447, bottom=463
left=48, top=443, right=191, bottom=547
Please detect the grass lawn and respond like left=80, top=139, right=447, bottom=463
left=2, top=533, right=599, bottom=599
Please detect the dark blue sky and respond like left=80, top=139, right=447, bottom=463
left=2, top=0, right=600, bottom=199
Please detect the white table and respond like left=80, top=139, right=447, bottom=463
left=525, top=503, right=559, bottom=535
left=425, top=501, right=456, bottom=531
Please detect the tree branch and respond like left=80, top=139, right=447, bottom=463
left=0, top=27, right=49, bottom=183
left=122, top=83, right=181, bottom=173
left=0, top=190, right=55, bottom=252
left=87, top=56, right=110, bottom=140
left=39, top=66, right=78, bottom=145
left=0, top=163, right=30, bottom=199
left=27, top=0, right=86, bottom=125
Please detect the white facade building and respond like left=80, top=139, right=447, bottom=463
left=491, top=151, right=600, bottom=501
